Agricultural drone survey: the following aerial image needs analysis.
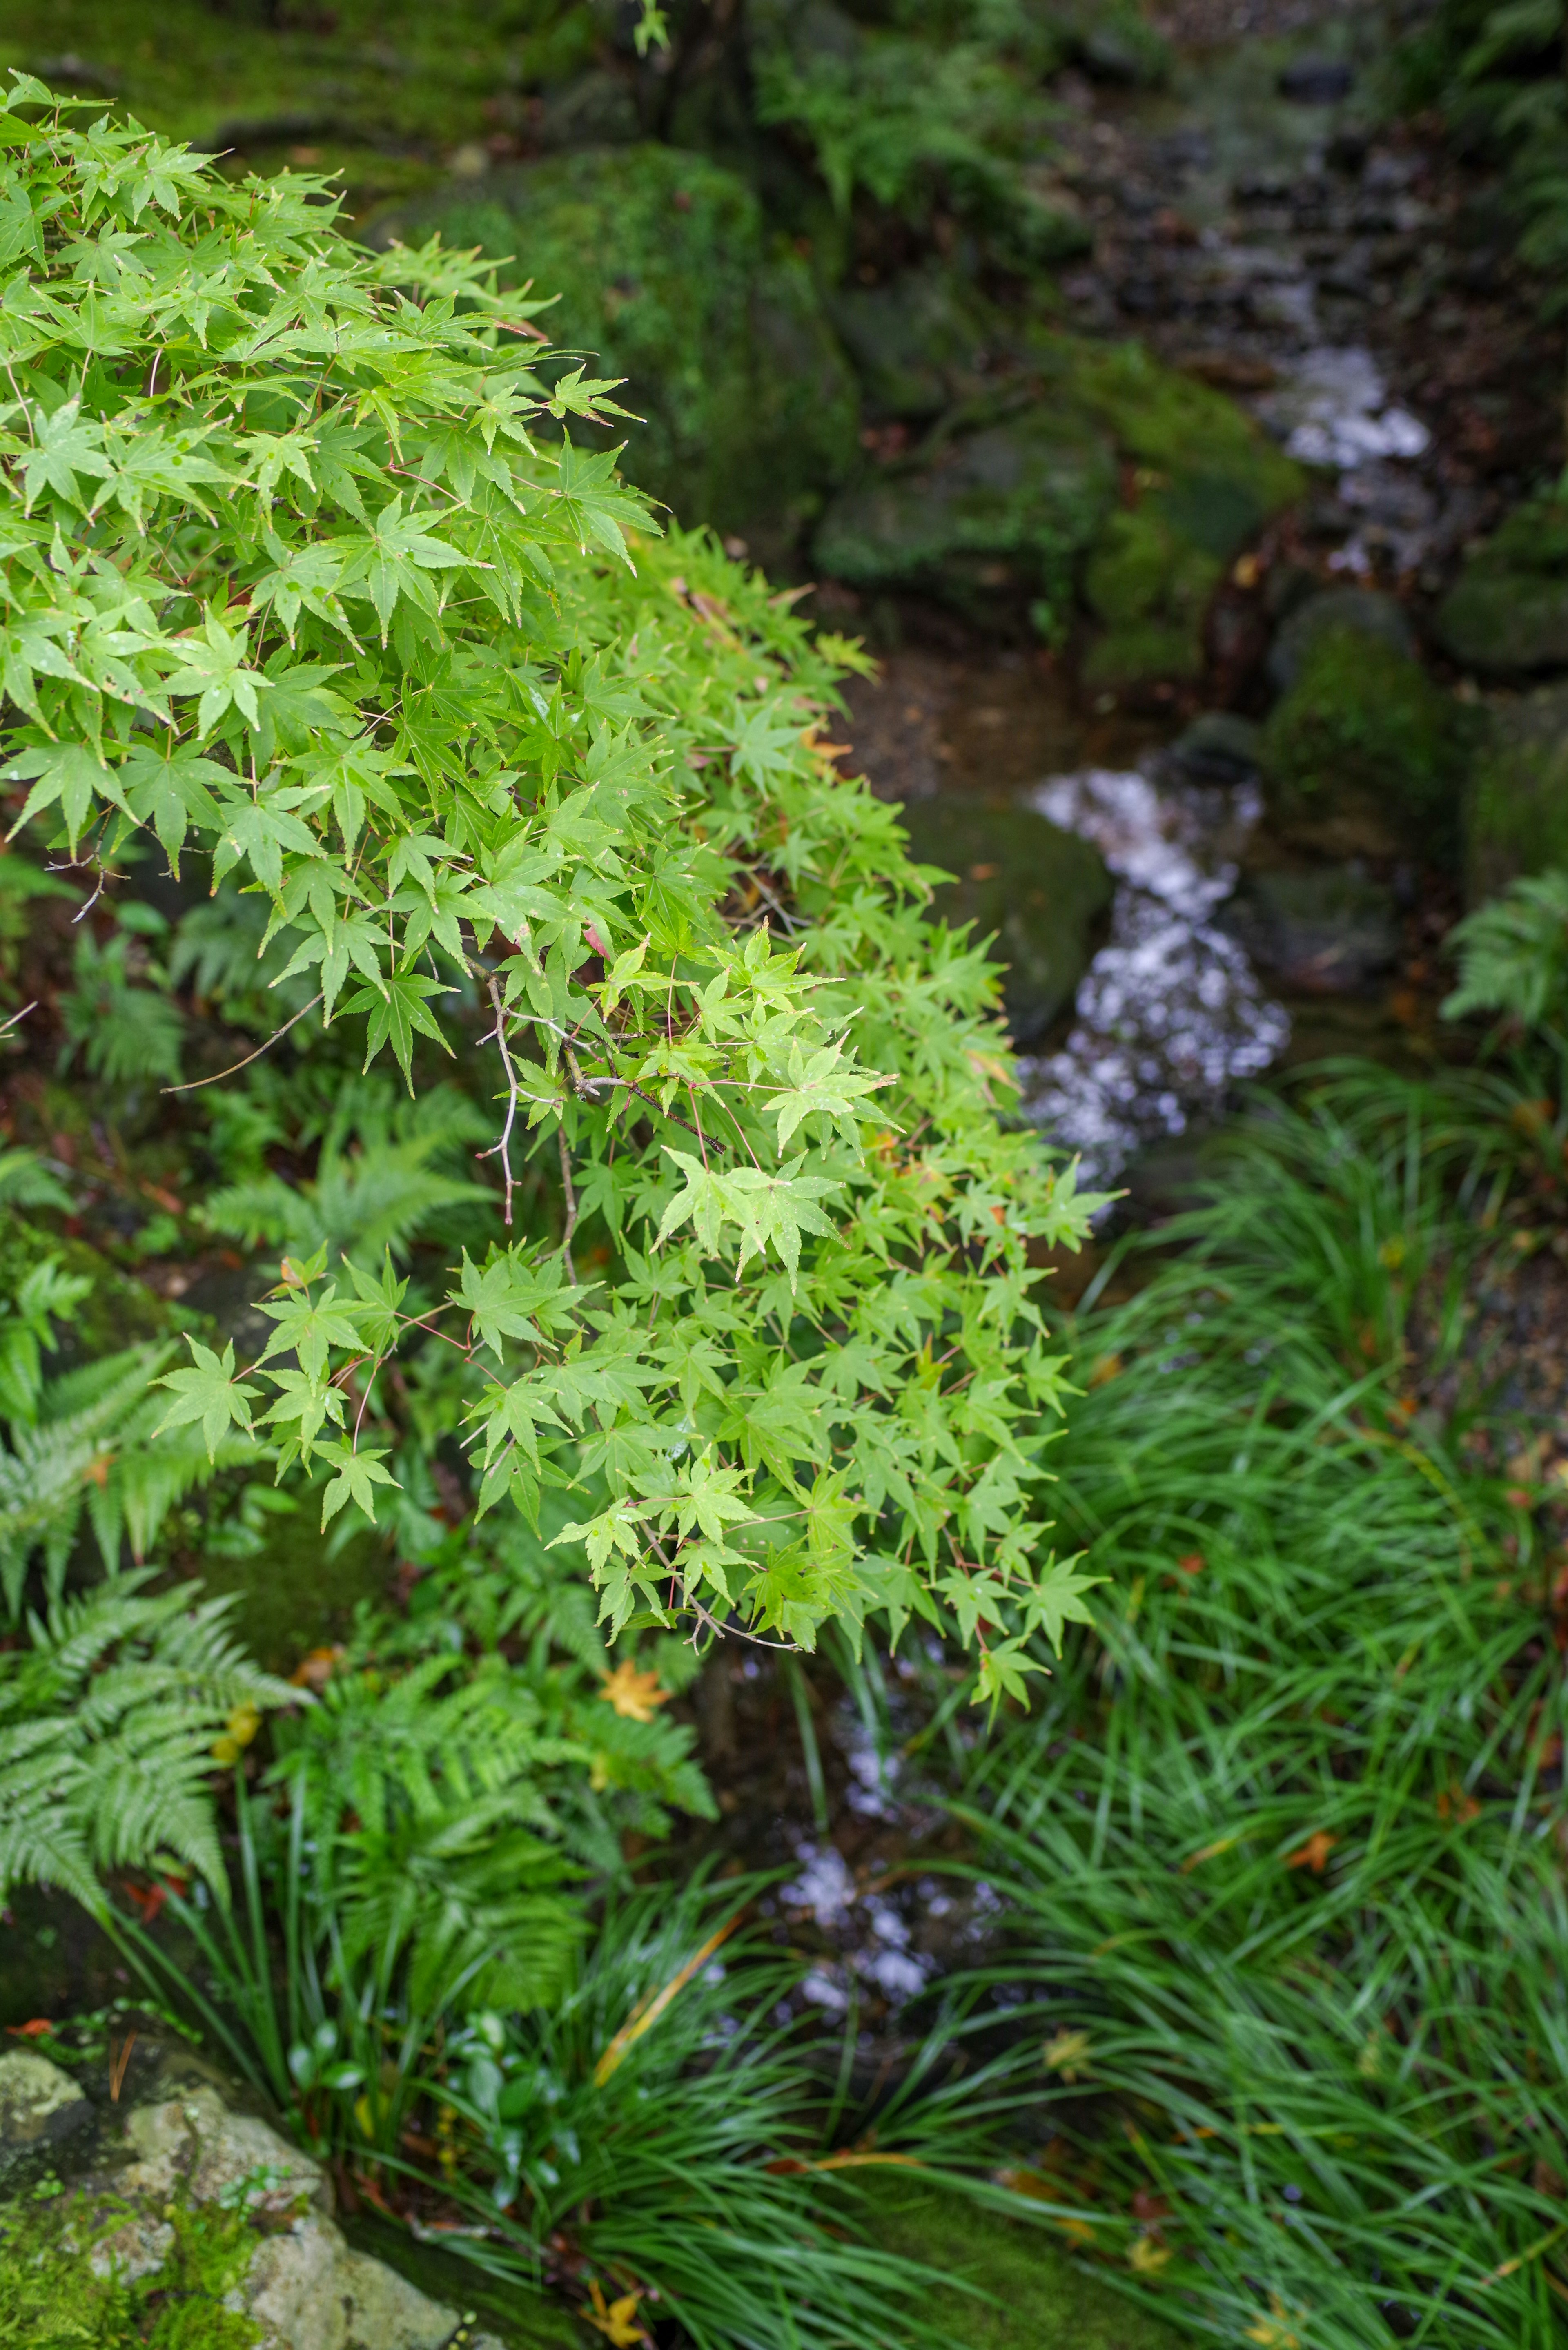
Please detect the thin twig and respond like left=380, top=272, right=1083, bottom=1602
left=0, top=1000, right=36, bottom=1039
left=557, top=1119, right=577, bottom=1286
left=109, top=2028, right=137, bottom=2103
left=477, top=974, right=519, bottom=1226
left=163, top=994, right=323, bottom=1093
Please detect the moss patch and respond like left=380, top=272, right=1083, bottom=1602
left=0, top=2185, right=260, bottom=2350
left=1465, top=682, right=1568, bottom=903
left=1260, top=628, right=1474, bottom=848
left=816, top=335, right=1301, bottom=668
left=371, top=144, right=860, bottom=540
left=860, top=2179, right=1185, bottom=2350
left=1434, top=495, right=1568, bottom=677
left=0, top=1210, right=173, bottom=1367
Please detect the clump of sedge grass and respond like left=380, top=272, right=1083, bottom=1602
left=962, top=1067, right=1568, bottom=2346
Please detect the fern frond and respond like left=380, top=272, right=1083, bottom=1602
left=1444, top=869, right=1568, bottom=1028
left=0, top=1574, right=297, bottom=1911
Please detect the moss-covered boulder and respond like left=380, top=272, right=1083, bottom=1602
left=814, top=404, right=1116, bottom=633
left=370, top=145, right=860, bottom=540
left=897, top=797, right=1111, bottom=1043
left=1074, top=340, right=1303, bottom=687
left=815, top=335, right=1301, bottom=674
left=1434, top=496, right=1568, bottom=676
left=1260, top=627, right=1474, bottom=849
left=1266, top=586, right=1417, bottom=693
left=826, top=263, right=998, bottom=421
left=1464, top=683, right=1568, bottom=902
left=0, top=2048, right=543, bottom=2350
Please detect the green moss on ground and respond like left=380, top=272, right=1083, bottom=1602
left=373, top=143, right=860, bottom=538
left=0, top=1210, right=172, bottom=1364
left=1260, top=627, right=1474, bottom=844
left=0, top=2185, right=261, bottom=2350
left=861, top=2181, right=1185, bottom=2350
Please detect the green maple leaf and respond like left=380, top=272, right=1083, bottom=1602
left=342, top=968, right=454, bottom=1086
left=1023, top=1556, right=1105, bottom=1655
left=317, top=1438, right=398, bottom=1529
left=768, top=1037, right=891, bottom=1153
left=456, top=1247, right=563, bottom=1358
left=119, top=742, right=229, bottom=876
left=152, top=1338, right=258, bottom=1461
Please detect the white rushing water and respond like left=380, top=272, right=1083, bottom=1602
left=1016, top=767, right=1289, bottom=1189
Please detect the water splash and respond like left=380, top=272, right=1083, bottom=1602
left=1017, top=767, right=1289, bottom=1188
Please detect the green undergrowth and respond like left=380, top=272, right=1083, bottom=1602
left=959, top=1063, right=1568, bottom=2346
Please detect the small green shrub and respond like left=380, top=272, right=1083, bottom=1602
left=0, top=81, right=1095, bottom=1693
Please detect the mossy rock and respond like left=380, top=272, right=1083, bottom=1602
left=827, top=263, right=999, bottom=421
left=1071, top=341, right=1303, bottom=686
left=370, top=145, right=860, bottom=540
left=815, top=406, right=1117, bottom=629
left=1260, top=627, right=1474, bottom=850
left=898, top=798, right=1112, bottom=1043
left=1434, top=496, right=1568, bottom=677
left=1266, top=586, right=1417, bottom=693
left=1465, top=682, right=1568, bottom=903
left=815, top=335, right=1301, bottom=669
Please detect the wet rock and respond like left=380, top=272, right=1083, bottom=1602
left=1465, top=684, right=1568, bottom=903
left=826, top=264, right=996, bottom=421
left=1278, top=58, right=1354, bottom=105
left=1261, top=625, right=1472, bottom=848
left=1167, top=711, right=1262, bottom=784
left=815, top=404, right=1117, bottom=628
left=370, top=145, right=859, bottom=538
left=895, top=797, right=1112, bottom=1043
left=818, top=333, right=1301, bottom=673
left=1221, top=866, right=1401, bottom=993
left=1266, top=586, right=1418, bottom=693
left=0, top=2056, right=514, bottom=2350
left=1071, top=339, right=1303, bottom=687
left=1435, top=497, right=1568, bottom=676
left=0, top=2049, right=90, bottom=2173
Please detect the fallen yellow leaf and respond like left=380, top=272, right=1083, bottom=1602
left=1245, top=2292, right=1308, bottom=2347
left=1129, top=2236, right=1172, bottom=2274
left=599, top=1661, right=671, bottom=1723
left=587, top=2279, right=647, bottom=2346
left=1285, top=1831, right=1336, bottom=1875
left=1042, top=2028, right=1091, bottom=2082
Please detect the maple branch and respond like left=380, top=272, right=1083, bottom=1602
left=477, top=974, right=519, bottom=1226
left=163, top=993, right=324, bottom=1093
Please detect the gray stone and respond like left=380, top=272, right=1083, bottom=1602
left=896, top=797, right=1112, bottom=1043
left=1465, top=683, right=1568, bottom=904
left=0, top=2048, right=90, bottom=2172
left=1221, top=865, right=1401, bottom=993
left=1167, top=711, right=1262, bottom=783
left=0, top=2056, right=514, bottom=2350
left=1266, top=588, right=1417, bottom=693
